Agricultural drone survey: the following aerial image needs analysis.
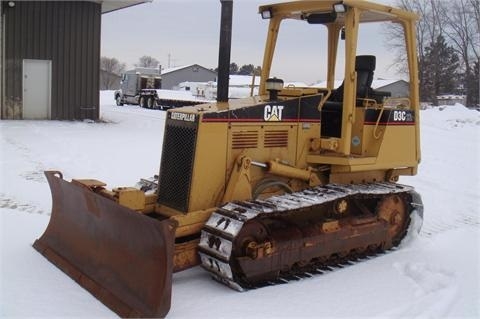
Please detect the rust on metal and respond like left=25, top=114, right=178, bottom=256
left=34, top=171, right=177, bottom=318
left=173, top=238, right=201, bottom=272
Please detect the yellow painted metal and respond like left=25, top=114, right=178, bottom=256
left=279, top=87, right=319, bottom=96
left=69, top=0, right=422, bottom=275
left=338, top=6, right=360, bottom=156
left=327, top=24, right=341, bottom=90
left=259, top=17, right=281, bottom=95
left=320, top=138, right=340, bottom=152
left=112, top=187, right=146, bottom=211
left=306, top=154, right=377, bottom=166
left=161, top=0, right=421, bottom=218
left=72, top=0, right=421, bottom=224
left=165, top=208, right=216, bottom=238
left=188, top=122, right=229, bottom=212
left=267, top=160, right=320, bottom=186
left=222, top=156, right=253, bottom=203
left=72, top=178, right=106, bottom=188
left=403, top=19, right=422, bottom=164
left=173, top=238, right=201, bottom=272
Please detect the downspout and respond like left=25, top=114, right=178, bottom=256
left=216, top=0, right=233, bottom=103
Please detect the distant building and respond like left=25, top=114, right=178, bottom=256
left=162, top=64, right=217, bottom=90
left=437, top=95, right=466, bottom=106
left=372, top=79, right=409, bottom=98
left=311, top=79, right=410, bottom=98
left=0, top=0, right=149, bottom=120
left=124, top=67, right=161, bottom=76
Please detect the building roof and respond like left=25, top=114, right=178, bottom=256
left=372, top=79, right=408, bottom=89
left=91, top=0, right=151, bottom=14
left=161, top=64, right=217, bottom=76
left=124, top=67, right=160, bottom=75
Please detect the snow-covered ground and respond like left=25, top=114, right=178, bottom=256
left=1, top=91, right=479, bottom=318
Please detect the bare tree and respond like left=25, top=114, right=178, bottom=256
left=100, top=56, right=126, bottom=90
left=135, top=55, right=160, bottom=68
left=441, top=0, right=479, bottom=105
left=101, top=56, right=126, bottom=74
left=384, top=0, right=480, bottom=104
left=383, top=0, right=443, bottom=71
left=383, top=0, right=443, bottom=100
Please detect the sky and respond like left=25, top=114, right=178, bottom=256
left=101, top=0, right=400, bottom=84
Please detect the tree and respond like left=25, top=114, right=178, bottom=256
left=238, top=64, right=255, bottom=75
left=383, top=0, right=446, bottom=100
left=135, top=55, right=159, bottom=68
left=441, top=0, right=480, bottom=106
left=213, top=62, right=261, bottom=76
left=469, top=60, right=479, bottom=106
left=100, top=56, right=126, bottom=90
left=422, top=36, right=460, bottom=102
left=101, top=56, right=126, bottom=75
left=385, top=0, right=480, bottom=105
left=229, top=62, right=239, bottom=74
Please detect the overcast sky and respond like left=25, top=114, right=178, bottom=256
left=101, top=0, right=400, bottom=84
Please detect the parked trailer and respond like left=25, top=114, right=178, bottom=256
left=114, top=70, right=212, bottom=110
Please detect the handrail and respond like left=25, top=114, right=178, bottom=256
left=383, top=97, right=411, bottom=109
left=318, top=89, right=332, bottom=111
left=373, top=105, right=385, bottom=140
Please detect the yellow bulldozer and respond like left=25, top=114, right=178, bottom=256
left=34, top=0, right=423, bottom=317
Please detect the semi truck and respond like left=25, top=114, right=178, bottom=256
left=114, top=68, right=210, bottom=109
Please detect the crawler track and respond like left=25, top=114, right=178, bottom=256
left=199, top=182, right=423, bottom=290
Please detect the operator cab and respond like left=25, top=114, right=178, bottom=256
left=258, top=0, right=420, bottom=161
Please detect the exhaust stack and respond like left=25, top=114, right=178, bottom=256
left=217, top=0, right=233, bottom=102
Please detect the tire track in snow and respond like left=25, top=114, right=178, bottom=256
left=420, top=213, right=479, bottom=238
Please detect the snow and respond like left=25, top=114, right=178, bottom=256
left=155, top=88, right=213, bottom=102
left=228, top=74, right=261, bottom=87
left=1, top=92, right=479, bottom=318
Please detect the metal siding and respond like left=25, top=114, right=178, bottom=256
left=2, top=1, right=101, bottom=120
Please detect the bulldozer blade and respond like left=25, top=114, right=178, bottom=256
left=33, top=171, right=177, bottom=318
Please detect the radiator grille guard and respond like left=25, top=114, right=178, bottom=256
left=157, top=113, right=198, bottom=212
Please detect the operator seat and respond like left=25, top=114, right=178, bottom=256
left=329, top=55, right=376, bottom=102
left=321, top=55, right=376, bottom=138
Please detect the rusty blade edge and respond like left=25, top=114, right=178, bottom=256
left=33, top=239, right=143, bottom=317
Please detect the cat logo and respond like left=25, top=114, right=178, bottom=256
left=264, top=104, right=284, bottom=121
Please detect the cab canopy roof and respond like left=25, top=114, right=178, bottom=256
left=258, top=0, right=418, bottom=23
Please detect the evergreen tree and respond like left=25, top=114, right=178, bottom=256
left=238, top=64, right=255, bottom=75
left=422, top=35, right=460, bottom=103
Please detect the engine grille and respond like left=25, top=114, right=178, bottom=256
left=264, top=130, right=289, bottom=148
left=232, top=131, right=259, bottom=149
left=157, top=117, right=198, bottom=212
